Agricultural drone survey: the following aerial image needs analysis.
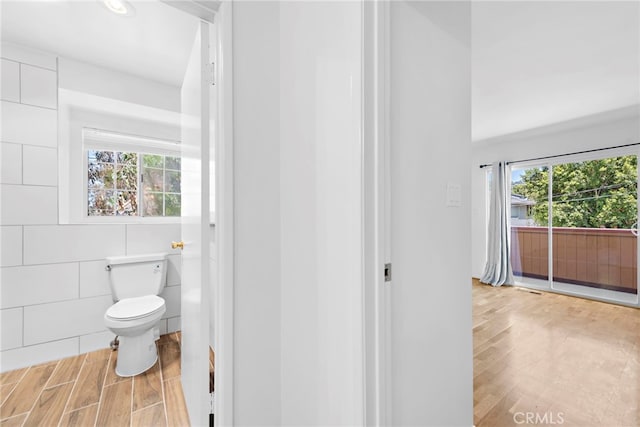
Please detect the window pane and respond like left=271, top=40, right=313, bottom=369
left=117, top=152, right=138, bottom=165
left=116, top=164, right=138, bottom=190
left=142, top=154, right=164, bottom=168
left=88, top=190, right=115, bottom=215
left=143, top=192, right=164, bottom=216
left=510, top=166, right=549, bottom=283
left=89, top=150, right=115, bottom=163
left=165, top=170, right=181, bottom=193
left=142, top=168, right=163, bottom=191
left=165, top=156, right=181, bottom=170
left=551, top=156, right=637, bottom=295
left=115, top=191, right=138, bottom=216
left=88, top=163, right=115, bottom=189
left=165, top=194, right=181, bottom=216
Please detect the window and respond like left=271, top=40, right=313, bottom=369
left=84, top=129, right=181, bottom=218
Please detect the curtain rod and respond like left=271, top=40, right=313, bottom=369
left=478, top=141, right=640, bottom=169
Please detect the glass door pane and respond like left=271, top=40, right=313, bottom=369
left=510, top=166, right=550, bottom=287
left=551, top=155, right=638, bottom=298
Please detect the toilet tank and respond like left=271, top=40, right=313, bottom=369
left=106, top=253, right=168, bottom=300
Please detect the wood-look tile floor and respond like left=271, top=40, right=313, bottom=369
left=473, top=279, right=640, bottom=427
left=0, top=332, right=190, bottom=427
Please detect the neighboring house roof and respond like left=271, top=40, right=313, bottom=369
left=511, top=194, right=536, bottom=206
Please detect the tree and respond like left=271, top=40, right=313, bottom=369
left=511, top=156, right=637, bottom=228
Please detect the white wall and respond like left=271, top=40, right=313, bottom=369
left=232, top=2, right=281, bottom=425
left=279, top=2, right=363, bottom=425
left=232, top=1, right=363, bottom=425
left=58, top=57, right=180, bottom=113
left=471, top=108, right=640, bottom=278
left=389, top=2, right=473, bottom=425
left=0, top=44, right=183, bottom=372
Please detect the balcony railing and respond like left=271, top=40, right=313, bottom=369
left=511, top=226, right=637, bottom=293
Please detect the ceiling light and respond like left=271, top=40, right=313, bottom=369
left=103, top=0, right=136, bottom=17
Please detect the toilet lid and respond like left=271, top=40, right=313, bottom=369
left=106, top=295, right=165, bottom=321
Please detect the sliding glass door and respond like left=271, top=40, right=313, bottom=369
left=550, top=155, right=638, bottom=302
left=509, top=152, right=639, bottom=304
left=510, top=165, right=549, bottom=288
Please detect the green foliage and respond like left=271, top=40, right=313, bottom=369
left=512, top=156, right=637, bottom=228
left=88, top=150, right=182, bottom=217
left=143, top=154, right=164, bottom=168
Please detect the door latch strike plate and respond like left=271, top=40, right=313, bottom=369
left=384, top=263, right=392, bottom=282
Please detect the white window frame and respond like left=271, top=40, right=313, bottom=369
left=83, top=128, right=181, bottom=219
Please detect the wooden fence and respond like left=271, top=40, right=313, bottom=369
left=511, top=226, right=637, bottom=293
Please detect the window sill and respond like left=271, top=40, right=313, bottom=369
left=61, top=216, right=181, bottom=225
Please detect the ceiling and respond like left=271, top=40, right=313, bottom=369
left=472, top=1, right=640, bottom=142
left=4, top=1, right=637, bottom=138
left=1, top=0, right=199, bottom=87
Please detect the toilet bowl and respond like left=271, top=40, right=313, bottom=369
left=104, top=295, right=166, bottom=376
left=104, top=253, right=168, bottom=377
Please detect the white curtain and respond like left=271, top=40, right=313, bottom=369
left=481, top=162, right=514, bottom=286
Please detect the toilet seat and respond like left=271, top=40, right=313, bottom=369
left=106, top=295, right=165, bottom=321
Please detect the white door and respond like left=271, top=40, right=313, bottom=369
left=181, top=20, right=212, bottom=426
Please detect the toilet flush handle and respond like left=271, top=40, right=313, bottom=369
left=171, top=241, right=184, bottom=250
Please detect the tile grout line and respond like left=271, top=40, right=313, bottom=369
left=157, top=340, right=170, bottom=426
left=21, top=225, right=24, bottom=268
left=0, top=412, right=29, bottom=426
left=59, top=402, right=98, bottom=416
left=1, top=98, right=58, bottom=112
left=0, top=383, right=18, bottom=408
left=0, top=366, right=31, bottom=413
left=20, top=144, right=24, bottom=185
left=130, top=371, right=134, bottom=427
left=92, top=350, right=112, bottom=427
left=18, top=63, right=21, bottom=104
left=20, top=358, right=61, bottom=425
left=131, top=401, right=165, bottom=415
left=57, top=353, right=88, bottom=427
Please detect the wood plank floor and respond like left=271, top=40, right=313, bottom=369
left=474, top=279, right=640, bottom=427
left=0, top=332, right=190, bottom=427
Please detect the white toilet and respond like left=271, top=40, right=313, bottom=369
left=104, top=253, right=168, bottom=377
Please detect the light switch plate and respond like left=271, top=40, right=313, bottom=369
left=446, top=183, right=462, bottom=207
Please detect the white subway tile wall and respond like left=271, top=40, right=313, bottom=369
left=167, top=316, right=181, bottom=334
left=125, top=223, right=182, bottom=255
left=79, top=330, right=116, bottom=354
left=23, top=295, right=114, bottom=346
left=0, top=101, right=57, bottom=147
left=1, top=59, right=20, bottom=102
left=20, top=64, right=57, bottom=109
left=160, top=285, right=181, bottom=319
left=1, top=184, right=58, bottom=225
left=0, top=226, right=23, bottom=267
left=0, top=45, right=182, bottom=372
left=0, top=142, right=22, bottom=184
left=0, top=307, right=23, bottom=350
left=23, top=225, right=126, bottom=264
left=22, top=145, right=58, bottom=186
left=167, top=253, right=181, bottom=286
left=158, top=318, right=168, bottom=336
left=0, top=338, right=78, bottom=372
left=0, top=263, right=79, bottom=309
left=79, top=260, right=112, bottom=298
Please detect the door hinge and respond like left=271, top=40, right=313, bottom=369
left=207, top=62, right=216, bottom=86
left=384, top=263, right=392, bottom=282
